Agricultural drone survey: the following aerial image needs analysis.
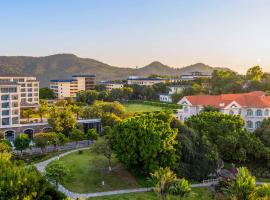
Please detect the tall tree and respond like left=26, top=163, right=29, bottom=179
left=39, top=87, right=55, bottom=99
left=70, top=128, right=85, bottom=147
left=37, top=100, right=49, bottom=122
left=246, top=66, right=264, bottom=82
left=14, top=133, right=30, bottom=156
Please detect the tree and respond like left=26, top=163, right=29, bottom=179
left=255, top=118, right=270, bottom=146
left=33, top=132, right=58, bottom=153
left=201, top=105, right=219, bottom=112
left=112, top=111, right=178, bottom=173
left=86, top=128, right=98, bottom=144
left=246, top=66, right=264, bottom=82
left=98, top=90, right=110, bottom=101
left=150, top=167, right=177, bottom=200
left=0, top=141, right=11, bottom=153
left=39, top=87, right=55, bottom=99
left=48, top=106, right=76, bottom=136
left=71, top=104, right=83, bottom=120
left=45, top=160, right=70, bottom=188
left=56, top=133, right=69, bottom=150
left=70, top=128, right=85, bottom=147
left=167, top=178, right=192, bottom=200
left=229, top=167, right=270, bottom=200
left=91, top=138, right=113, bottom=171
left=14, top=133, right=30, bottom=156
left=37, top=100, right=49, bottom=122
left=101, top=113, right=122, bottom=126
left=22, top=108, right=33, bottom=122
left=0, top=152, right=49, bottom=199
left=77, top=90, right=98, bottom=104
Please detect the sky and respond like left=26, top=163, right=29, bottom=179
left=1, top=0, right=270, bottom=73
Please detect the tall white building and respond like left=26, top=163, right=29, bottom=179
left=0, top=75, right=39, bottom=107
left=50, top=74, right=96, bottom=99
left=177, top=91, right=270, bottom=131
left=0, top=82, right=20, bottom=128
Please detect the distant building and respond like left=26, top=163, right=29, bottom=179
left=0, top=75, right=39, bottom=107
left=50, top=74, right=96, bottom=99
left=159, top=85, right=190, bottom=103
left=127, top=76, right=170, bottom=86
left=98, top=81, right=124, bottom=91
left=177, top=91, right=270, bottom=131
left=180, top=71, right=212, bottom=81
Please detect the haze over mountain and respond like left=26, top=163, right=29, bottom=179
left=0, top=54, right=230, bottom=87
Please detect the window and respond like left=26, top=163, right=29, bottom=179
left=265, top=109, right=269, bottom=116
left=12, top=117, right=19, bottom=125
left=27, top=88, right=32, bottom=92
left=11, top=95, right=18, bottom=100
left=2, top=102, right=9, bottom=108
left=255, top=121, right=262, bottom=129
left=12, top=102, right=18, bottom=107
left=12, top=109, right=18, bottom=115
left=256, top=109, right=263, bottom=116
left=0, top=87, right=17, bottom=93
left=183, top=106, right=189, bottom=112
left=2, top=118, right=10, bottom=126
left=238, top=109, right=242, bottom=115
left=21, top=93, right=26, bottom=97
left=28, top=93, right=32, bottom=97
left=247, top=109, right=253, bottom=116
left=1, top=95, right=9, bottom=101
left=27, top=83, right=32, bottom=87
left=21, top=88, right=25, bottom=92
left=229, top=110, right=234, bottom=115
left=247, top=121, right=253, bottom=129
left=2, top=110, right=9, bottom=116
left=21, top=83, right=25, bottom=87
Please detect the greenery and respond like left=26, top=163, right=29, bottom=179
left=33, top=132, right=58, bottom=153
left=45, top=160, right=70, bottom=187
left=123, top=103, right=166, bottom=113
left=112, top=111, right=178, bottom=173
left=39, top=87, right=55, bottom=99
left=14, top=133, right=30, bottom=155
left=59, top=149, right=141, bottom=193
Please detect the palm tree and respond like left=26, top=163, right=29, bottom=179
left=150, top=167, right=177, bottom=200
left=36, top=103, right=48, bottom=122
left=22, top=109, right=33, bottom=123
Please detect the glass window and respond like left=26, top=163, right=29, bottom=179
left=12, top=117, right=19, bottom=125
left=247, top=109, right=253, bottom=116
left=255, top=121, right=262, bottom=129
left=265, top=109, right=269, bottom=116
left=238, top=109, right=242, bottom=115
left=183, top=106, right=189, bottom=112
left=256, top=109, right=263, bottom=116
left=12, top=102, right=18, bottom=107
left=28, top=88, right=32, bottom=92
left=11, top=95, right=18, bottom=100
left=21, top=83, right=25, bottom=87
left=21, top=93, right=26, bottom=97
left=247, top=121, right=253, bottom=129
left=28, top=93, right=32, bottom=97
left=2, top=110, right=9, bottom=116
left=229, top=110, right=234, bottom=115
left=27, top=83, right=32, bottom=87
left=2, top=118, right=10, bottom=126
left=1, top=95, right=9, bottom=101
left=12, top=109, right=18, bottom=115
left=21, top=88, right=25, bottom=92
left=1, top=102, right=9, bottom=108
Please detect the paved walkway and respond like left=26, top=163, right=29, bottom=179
left=35, top=148, right=269, bottom=199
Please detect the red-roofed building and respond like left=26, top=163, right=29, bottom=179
left=177, top=91, right=270, bottom=131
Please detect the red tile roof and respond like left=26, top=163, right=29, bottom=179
left=184, top=91, right=270, bottom=108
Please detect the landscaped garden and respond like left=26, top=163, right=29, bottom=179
left=58, top=149, right=142, bottom=193
left=123, top=103, right=165, bottom=113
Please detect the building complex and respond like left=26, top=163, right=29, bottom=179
left=50, top=74, right=96, bottom=99
left=180, top=71, right=212, bottom=81
left=98, top=81, right=124, bottom=91
left=177, top=91, right=270, bottom=131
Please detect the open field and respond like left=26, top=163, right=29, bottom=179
left=123, top=103, right=166, bottom=113
left=90, top=188, right=215, bottom=200
left=59, top=149, right=141, bottom=193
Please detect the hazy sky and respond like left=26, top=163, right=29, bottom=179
left=1, top=0, right=270, bottom=73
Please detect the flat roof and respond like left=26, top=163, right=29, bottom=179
left=128, top=77, right=169, bottom=81
left=50, top=79, right=77, bottom=83
left=72, top=74, right=96, bottom=78
left=98, top=81, right=123, bottom=85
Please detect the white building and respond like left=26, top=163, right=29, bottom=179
left=0, top=82, right=20, bottom=128
left=127, top=77, right=169, bottom=86
left=98, top=81, right=124, bottom=91
left=177, top=91, right=270, bottom=131
left=159, top=85, right=189, bottom=103
left=0, top=75, right=39, bottom=107
left=180, top=71, right=212, bottom=81
left=50, top=74, right=96, bottom=99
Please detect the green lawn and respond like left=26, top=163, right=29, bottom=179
left=123, top=103, right=165, bottom=113
left=59, top=149, right=141, bottom=193
left=90, top=188, right=215, bottom=200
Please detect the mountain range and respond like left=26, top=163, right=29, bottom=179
left=0, top=54, right=229, bottom=87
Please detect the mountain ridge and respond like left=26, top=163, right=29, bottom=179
left=0, top=53, right=230, bottom=87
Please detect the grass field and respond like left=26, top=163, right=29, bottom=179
left=59, top=149, right=141, bottom=193
left=123, top=103, right=165, bottom=113
left=90, top=188, right=215, bottom=200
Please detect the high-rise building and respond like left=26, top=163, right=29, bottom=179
left=50, top=74, right=96, bottom=99
left=0, top=82, right=20, bottom=128
left=0, top=75, right=39, bottom=107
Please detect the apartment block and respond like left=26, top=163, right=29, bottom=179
left=0, top=82, right=20, bottom=128
left=0, top=75, right=39, bottom=107
left=50, top=74, right=96, bottom=99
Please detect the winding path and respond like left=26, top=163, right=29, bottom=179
left=34, top=148, right=269, bottom=199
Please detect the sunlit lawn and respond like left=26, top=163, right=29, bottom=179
left=123, top=103, right=165, bottom=113
left=59, top=149, right=141, bottom=193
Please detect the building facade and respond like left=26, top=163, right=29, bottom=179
left=180, top=71, right=212, bottom=81
left=98, top=81, right=124, bottom=91
left=0, top=82, right=20, bottom=129
left=177, top=91, right=270, bottom=131
left=127, top=76, right=170, bottom=86
left=50, top=74, right=96, bottom=99
left=0, top=75, right=39, bottom=107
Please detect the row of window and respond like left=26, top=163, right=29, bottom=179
left=20, top=83, right=38, bottom=87
left=1, top=102, right=18, bottom=108
left=246, top=121, right=262, bottom=129
left=1, top=109, right=19, bottom=116
left=21, top=88, right=38, bottom=92
left=0, top=87, right=17, bottom=93
left=1, top=94, right=18, bottom=101
left=1, top=117, right=19, bottom=126
left=246, top=109, right=269, bottom=117
left=21, top=93, right=38, bottom=97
